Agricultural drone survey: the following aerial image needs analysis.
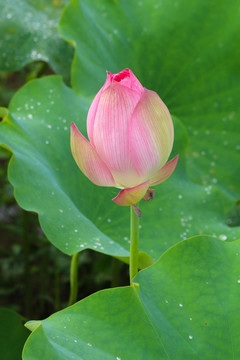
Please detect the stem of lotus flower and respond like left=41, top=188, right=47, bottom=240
left=129, top=205, right=139, bottom=285
left=68, top=252, right=80, bottom=306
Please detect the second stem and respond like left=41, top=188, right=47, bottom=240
left=68, top=252, right=80, bottom=306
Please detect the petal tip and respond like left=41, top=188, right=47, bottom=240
left=150, top=154, right=179, bottom=186
left=71, top=122, right=78, bottom=133
left=112, top=180, right=150, bottom=206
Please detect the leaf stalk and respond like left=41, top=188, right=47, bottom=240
left=68, top=252, right=80, bottom=306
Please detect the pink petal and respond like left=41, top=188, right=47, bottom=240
left=150, top=155, right=179, bottom=186
left=129, top=89, right=174, bottom=178
left=71, top=123, right=116, bottom=187
left=87, top=72, right=112, bottom=144
left=112, top=180, right=150, bottom=206
left=93, top=82, right=142, bottom=188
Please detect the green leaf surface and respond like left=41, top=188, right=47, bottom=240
left=0, top=76, right=239, bottom=258
left=60, top=0, right=240, bottom=201
left=0, top=0, right=73, bottom=79
left=0, top=308, right=30, bottom=360
left=226, top=201, right=240, bottom=228
left=23, top=236, right=240, bottom=359
left=25, top=320, right=42, bottom=332
left=0, top=76, right=128, bottom=258
left=0, top=76, right=239, bottom=260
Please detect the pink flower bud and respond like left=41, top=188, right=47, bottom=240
left=71, top=69, right=178, bottom=206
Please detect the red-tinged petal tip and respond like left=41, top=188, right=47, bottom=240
left=112, top=180, right=150, bottom=206
left=106, top=68, right=143, bottom=95
left=132, top=205, right=141, bottom=218
left=150, top=155, right=179, bottom=186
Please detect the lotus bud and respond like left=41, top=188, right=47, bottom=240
left=71, top=69, right=178, bottom=207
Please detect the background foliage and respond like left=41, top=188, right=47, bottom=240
left=0, top=0, right=239, bottom=359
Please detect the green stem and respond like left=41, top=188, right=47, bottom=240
left=129, top=206, right=139, bottom=285
left=26, top=62, right=48, bottom=82
left=68, top=252, right=80, bottom=306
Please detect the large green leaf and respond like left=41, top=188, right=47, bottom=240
left=0, top=308, right=30, bottom=360
left=0, top=0, right=73, bottom=79
left=0, top=76, right=128, bottom=258
left=0, top=76, right=239, bottom=261
left=59, top=0, right=240, bottom=200
left=23, top=236, right=240, bottom=359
